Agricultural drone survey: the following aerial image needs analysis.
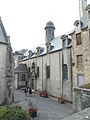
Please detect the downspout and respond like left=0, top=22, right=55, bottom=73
left=62, top=51, right=64, bottom=96
left=35, top=57, right=37, bottom=91
left=5, top=45, right=8, bottom=104
left=70, top=48, right=73, bottom=102
left=29, top=51, right=31, bottom=88
left=48, top=51, right=51, bottom=94
left=45, top=62, right=47, bottom=92
left=42, top=56, right=43, bottom=91
left=59, top=51, right=61, bottom=96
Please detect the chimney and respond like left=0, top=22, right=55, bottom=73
left=79, top=0, right=87, bottom=19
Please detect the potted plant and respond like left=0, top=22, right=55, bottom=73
left=28, top=106, right=38, bottom=117
left=40, top=90, right=48, bottom=98
left=58, top=94, right=66, bottom=104
left=28, top=100, right=38, bottom=118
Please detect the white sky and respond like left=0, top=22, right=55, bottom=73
left=0, top=0, right=90, bottom=52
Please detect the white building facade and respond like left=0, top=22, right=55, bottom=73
left=15, top=21, right=72, bottom=102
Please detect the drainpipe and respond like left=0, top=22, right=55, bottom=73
left=70, top=47, right=73, bottom=102
left=45, top=63, right=47, bottom=91
left=59, top=51, right=61, bottom=96
left=42, top=56, right=43, bottom=91
left=62, top=51, right=64, bottom=96
left=28, top=50, right=31, bottom=88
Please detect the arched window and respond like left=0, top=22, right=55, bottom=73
left=62, top=64, right=68, bottom=80
left=46, top=66, right=50, bottom=79
left=37, top=67, right=39, bottom=77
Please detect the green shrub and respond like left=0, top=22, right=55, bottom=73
left=0, top=106, right=31, bottom=120
left=80, top=83, right=90, bottom=89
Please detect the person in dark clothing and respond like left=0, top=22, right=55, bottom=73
left=24, top=88, right=27, bottom=93
left=29, top=87, right=32, bottom=94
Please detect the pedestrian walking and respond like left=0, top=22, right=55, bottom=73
left=29, top=87, right=32, bottom=94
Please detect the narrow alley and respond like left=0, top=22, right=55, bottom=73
left=14, top=89, right=73, bottom=120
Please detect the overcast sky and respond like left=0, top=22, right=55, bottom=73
left=0, top=0, right=90, bottom=52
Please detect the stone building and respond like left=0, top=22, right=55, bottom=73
left=72, top=0, right=90, bottom=110
left=0, top=17, right=14, bottom=104
left=14, top=64, right=28, bottom=89
left=14, top=0, right=90, bottom=103
left=14, top=21, right=72, bottom=102
left=72, top=0, right=90, bottom=88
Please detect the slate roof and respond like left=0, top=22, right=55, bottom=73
left=0, top=17, right=8, bottom=44
left=18, top=32, right=72, bottom=61
left=15, top=2, right=90, bottom=62
left=50, top=36, right=62, bottom=53
left=18, top=49, right=28, bottom=55
left=0, top=18, right=7, bottom=39
left=14, top=64, right=28, bottom=73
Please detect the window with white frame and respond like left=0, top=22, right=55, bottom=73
left=77, top=74, right=85, bottom=87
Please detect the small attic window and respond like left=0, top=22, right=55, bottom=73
left=76, top=22, right=79, bottom=26
left=74, top=20, right=79, bottom=27
left=88, top=10, right=90, bottom=19
left=67, top=39, right=71, bottom=45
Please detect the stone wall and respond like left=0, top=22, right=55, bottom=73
left=72, top=30, right=90, bottom=88
left=61, top=107, right=90, bottom=120
left=73, top=87, right=90, bottom=111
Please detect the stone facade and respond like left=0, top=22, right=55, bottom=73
left=72, top=0, right=90, bottom=109
left=72, top=30, right=90, bottom=88
left=73, top=88, right=90, bottom=111
left=0, top=18, right=14, bottom=105
left=62, top=107, right=90, bottom=120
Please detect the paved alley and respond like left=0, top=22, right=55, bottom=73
left=14, top=90, right=73, bottom=120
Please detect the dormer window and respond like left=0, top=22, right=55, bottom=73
left=36, top=47, right=40, bottom=56
left=67, top=38, right=71, bottom=45
left=76, top=22, right=79, bottom=27
left=46, top=43, right=54, bottom=53
left=74, top=20, right=80, bottom=27
left=29, top=50, right=32, bottom=58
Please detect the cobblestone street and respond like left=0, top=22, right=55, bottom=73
left=14, top=90, right=73, bottom=120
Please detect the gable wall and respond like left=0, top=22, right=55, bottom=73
left=0, top=44, right=6, bottom=104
